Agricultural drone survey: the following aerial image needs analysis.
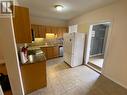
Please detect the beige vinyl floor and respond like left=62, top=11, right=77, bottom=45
left=28, top=57, right=127, bottom=95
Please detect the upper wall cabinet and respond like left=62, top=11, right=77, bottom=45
left=12, top=6, right=32, bottom=43
left=31, top=24, right=46, bottom=38
left=31, top=24, right=39, bottom=38
left=31, top=24, right=68, bottom=38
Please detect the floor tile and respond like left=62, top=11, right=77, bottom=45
left=28, top=58, right=127, bottom=95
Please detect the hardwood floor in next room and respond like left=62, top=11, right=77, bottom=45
left=28, top=58, right=127, bottom=95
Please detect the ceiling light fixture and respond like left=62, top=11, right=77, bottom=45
left=55, top=5, right=63, bottom=12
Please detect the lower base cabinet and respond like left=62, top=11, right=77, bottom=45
left=21, top=61, right=47, bottom=94
left=41, top=46, right=59, bottom=60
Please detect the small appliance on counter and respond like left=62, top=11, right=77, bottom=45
left=19, top=44, right=28, bottom=64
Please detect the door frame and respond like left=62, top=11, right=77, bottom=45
left=84, top=21, right=112, bottom=72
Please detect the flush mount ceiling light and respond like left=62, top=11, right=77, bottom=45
left=55, top=5, right=63, bottom=12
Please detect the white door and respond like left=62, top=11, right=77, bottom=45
left=84, top=25, right=93, bottom=64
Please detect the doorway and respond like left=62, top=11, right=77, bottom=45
left=85, top=22, right=111, bottom=72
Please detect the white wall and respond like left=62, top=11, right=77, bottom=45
left=0, top=0, right=20, bottom=64
left=0, top=48, right=4, bottom=60
left=0, top=47, right=4, bottom=64
left=0, top=18, right=24, bottom=95
left=69, top=0, right=127, bottom=89
left=30, top=16, right=68, bottom=26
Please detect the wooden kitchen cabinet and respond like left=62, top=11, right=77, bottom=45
left=31, top=24, right=39, bottom=38
left=46, top=47, right=53, bottom=59
left=55, top=27, right=68, bottom=38
left=13, top=6, right=32, bottom=43
left=45, top=26, right=52, bottom=33
left=31, top=24, right=68, bottom=38
left=41, top=46, right=59, bottom=60
left=52, top=46, right=59, bottom=58
left=38, top=25, right=42, bottom=38
left=39, top=25, right=46, bottom=38
left=41, top=47, right=47, bottom=58
left=21, top=61, right=47, bottom=94
left=31, top=25, right=46, bottom=38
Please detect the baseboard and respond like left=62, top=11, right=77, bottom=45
left=102, top=73, right=127, bottom=89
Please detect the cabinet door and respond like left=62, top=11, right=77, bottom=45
left=46, top=47, right=53, bottom=59
left=53, top=46, right=59, bottom=58
left=52, top=27, right=57, bottom=37
left=57, top=27, right=63, bottom=38
left=41, top=47, right=47, bottom=59
left=32, top=25, right=46, bottom=38
left=34, top=25, right=39, bottom=38
left=13, top=6, right=32, bottom=43
left=63, top=27, right=68, bottom=33
left=39, top=25, right=46, bottom=38
left=31, top=24, right=36, bottom=38
left=38, top=25, right=43, bottom=38
left=45, top=26, right=52, bottom=33
left=21, top=62, right=47, bottom=94
left=42, top=26, right=46, bottom=38
left=38, top=25, right=42, bottom=38
left=31, top=25, right=39, bottom=38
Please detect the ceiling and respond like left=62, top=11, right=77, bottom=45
left=19, top=0, right=118, bottom=20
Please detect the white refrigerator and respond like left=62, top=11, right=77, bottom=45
left=63, top=32, right=85, bottom=67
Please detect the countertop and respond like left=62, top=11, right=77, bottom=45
left=20, top=49, right=46, bottom=65
left=20, top=44, right=63, bottom=65
left=28, top=44, right=63, bottom=50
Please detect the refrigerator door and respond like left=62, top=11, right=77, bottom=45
left=63, top=32, right=85, bottom=67
left=63, top=33, right=75, bottom=66
left=71, top=33, right=85, bottom=67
